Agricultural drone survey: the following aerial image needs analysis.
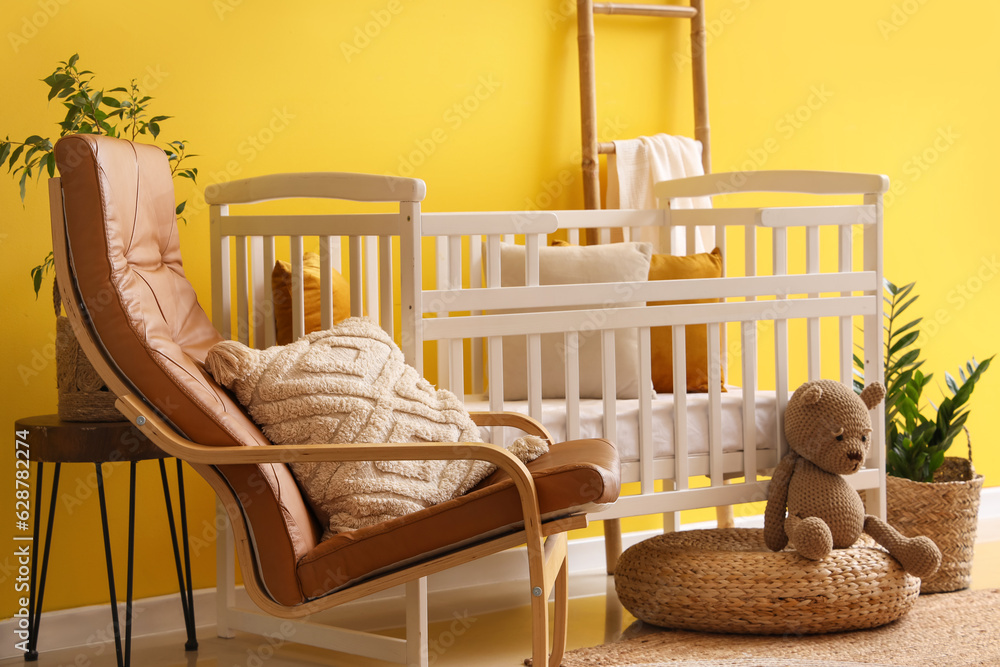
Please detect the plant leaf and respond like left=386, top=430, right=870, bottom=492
left=944, top=372, right=958, bottom=395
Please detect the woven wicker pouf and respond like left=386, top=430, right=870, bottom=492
left=614, top=528, right=920, bottom=635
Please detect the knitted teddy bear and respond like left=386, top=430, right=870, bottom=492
left=764, top=379, right=941, bottom=579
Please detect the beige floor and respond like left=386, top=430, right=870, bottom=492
left=5, top=541, right=999, bottom=667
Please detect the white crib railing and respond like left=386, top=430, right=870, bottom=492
left=421, top=170, right=887, bottom=523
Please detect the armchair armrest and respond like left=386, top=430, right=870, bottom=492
left=469, top=411, right=554, bottom=445
left=654, top=170, right=890, bottom=200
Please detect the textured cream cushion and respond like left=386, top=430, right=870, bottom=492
left=206, top=317, right=547, bottom=536
left=497, top=241, right=653, bottom=400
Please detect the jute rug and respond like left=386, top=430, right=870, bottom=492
left=558, top=588, right=1000, bottom=667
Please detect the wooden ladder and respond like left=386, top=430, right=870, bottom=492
left=575, top=2, right=734, bottom=576
left=577, top=0, right=712, bottom=210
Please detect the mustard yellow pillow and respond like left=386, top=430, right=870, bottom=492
left=272, top=252, right=351, bottom=345
left=649, top=247, right=725, bottom=393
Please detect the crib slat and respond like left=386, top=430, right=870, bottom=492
left=745, top=225, right=757, bottom=285
left=379, top=235, right=394, bottom=337
left=487, top=335, right=503, bottom=444
left=448, top=236, right=464, bottom=396
left=717, top=225, right=728, bottom=383
left=686, top=225, right=697, bottom=255
left=863, top=192, right=886, bottom=518
left=399, top=201, right=422, bottom=371
left=565, top=331, right=581, bottom=441
left=319, top=236, right=335, bottom=331
left=806, top=226, right=821, bottom=379
left=672, top=325, right=688, bottom=490
left=436, top=236, right=450, bottom=390
left=450, top=339, right=465, bottom=399
left=249, top=236, right=266, bottom=349
left=470, top=235, right=484, bottom=394
left=485, top=235, right=504, bottom=441
left=568, top=228, right=580, bottom=246
left=525, top=234, right=540, bottom=286
left=348, top=236, right=364, bottom=319
left=235, top=236, right=250, bottom=346
left=707, top=322, right=723, bottom=487
left=741, top=320, right=758, bottom=483
left=601, top=329, right=617, bottom=451
left=486, top=235, right=502, bottom=287
left=598, top=228, right=612, bottom=245
left=262, top=236, right=276, bottom=348
left=210, top=205, right=231, bottom=338
left=365, top=236, right=380, bottom=320
left=526, top=234, right=542, bottom=418
left=291, top=236, right=306, bottom=341
left=637, top=327, right=654, bottom=495
left=838, top=224, right=853, bottom=385
left=664, top=214, right=674, bottom=255
left=527, top=333, right=542, bottom=420
left=773, top=227, right=790, bottom=459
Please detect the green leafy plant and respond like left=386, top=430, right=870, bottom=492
left=1, top=54, right=198, bottom=298
left=855, top=279, right=993, bottom=482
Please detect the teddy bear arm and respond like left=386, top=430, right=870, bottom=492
left=763, top=453, right=797, bottom=551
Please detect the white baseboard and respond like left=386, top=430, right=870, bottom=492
left=4, top=488, right=997, bottom=661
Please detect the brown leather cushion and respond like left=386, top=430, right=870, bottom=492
left=297, top=438, right=619, bottom=599
left=55, top=135, right=322, bottom=606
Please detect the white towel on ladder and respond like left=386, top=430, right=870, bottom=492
left=606, top=134, right=714, bottom=254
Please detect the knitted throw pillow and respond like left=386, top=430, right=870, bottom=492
left=205, top=317, right=548, bottom=536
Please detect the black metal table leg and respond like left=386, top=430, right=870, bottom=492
left=124, top=462, right=136, bottom=667
left=96, top=463, right=125, bottom=667
left=24, top=460, right=58, bottom=662
left=175, top=460, right=198, bottom=650
left=159, top=460, right=198, bottom=652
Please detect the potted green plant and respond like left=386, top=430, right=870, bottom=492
left=3, top=54, right=197, bottom=420
left=857, top=279, right=993, bottom=593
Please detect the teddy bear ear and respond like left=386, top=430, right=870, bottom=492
left=205, top=339, right=262, bottom=387
left=797, top=382, right=824, bottom=406
left=861, top=382, right=886, bottom=409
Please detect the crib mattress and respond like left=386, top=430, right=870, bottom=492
left=466, top=388, right=778, bottom=464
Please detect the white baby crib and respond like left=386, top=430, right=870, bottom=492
left=208, top=167, right=888, bottom=537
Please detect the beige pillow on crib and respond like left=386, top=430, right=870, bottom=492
left=495, top=241, right=653, bottom=400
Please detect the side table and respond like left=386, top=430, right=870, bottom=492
left=15, top=415, right=198, bottom=666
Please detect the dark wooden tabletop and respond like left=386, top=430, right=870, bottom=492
left=14, top=415, right=169, bottom=463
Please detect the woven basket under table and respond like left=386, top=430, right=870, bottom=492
left=614, top=528, right=919, bottom=635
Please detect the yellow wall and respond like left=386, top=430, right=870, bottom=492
left=2, top=0, right=997, bottom=615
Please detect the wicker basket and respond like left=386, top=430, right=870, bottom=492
left=886, top=470, right=983, bottom=594
left=614, top=528, right=919, bottom=635
left=54, top=281, right=124, bottom=422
